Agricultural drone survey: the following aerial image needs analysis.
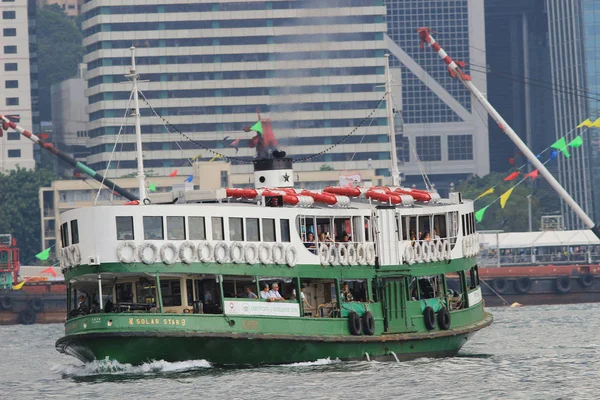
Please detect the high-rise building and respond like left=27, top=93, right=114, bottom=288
left=385, top=0, right=489, bottom=192
left=81, top=0, right=389, bottom=179
left=36, top=0, right=83, bottom=17
left=0, top=0, right=35, bottom=172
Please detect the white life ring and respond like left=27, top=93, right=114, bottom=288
left=244, top=243, right=258, bottom=264
left=197, top=241, right=213, bottom=263
left=59, top=248, right=68, bottom=268
left=179, top=241, right=196, bottom=264
left=285, top=245, right=297, bottom=267
left=462, top=236, right=469, bottom=257
left=422, top=241, right=432, bottom=263
left=230, top=241, right=244, bottom=264
left=139, top=242, right=158, bottom=265
left=319, top=243, right=330, bottom=266
left=161, top=242, right=178, bottom=265
left=435, top=241, right=443, bottom=261
left=258, top=243, right=271, bottom=264
left=404, top=245, right=415, bottom=265
left=117, top=241, right=137, bottom=264
left=70, top=245, right=81, bottom=266
left=428, top=241, right=437, bottom=262
left=338, top=244, right=349, bottom=266
left=214, top=242, right=229, bottom=264
left=58, top=248, right=65, bottom=269
left=365, top=243, right=376, bottom=266
left=329, top=246, right=340, bottom=265
left=413, top=242, right=423, bottom=263
left=443, top=239, right=451, bottom=260
left=272, top=243, right=286, bottom=265
left=468, top=236, right=475, bottom=257
left=347, top=244, right=357, bottom=265
left=356, top=243, right=367, bottom=265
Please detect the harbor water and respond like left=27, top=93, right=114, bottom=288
left=0, top=303, right=598, bottom=400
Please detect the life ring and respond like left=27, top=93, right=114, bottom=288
left=365, top=243, right=376, bottom=266
left=556, top=276, right=571, bottom=294
left=258, top=243, right=271, bottom=264
left=70, top=245, right=82, bottom=266
left=492, top=278, right=507, bottom=294
left=423, top=306, right=436, bottom=330
left=356, top=243, right=367, bottom=265
left=348, top=311, right=362, bottom=335
left=580, top=273, right=594, bottom=288
left=272, top=243, right=286, bottom=265
left=514, top=276, right=532, bottom=294
left=338, top=244, right=349, bottom=266
left=229, top=242, right=245, bottom=264
left=214, top=242, right=229, bottom=264
left=285, top=245, right=297, bottom=267
left=30, top=297, right=44, bottom=312
left=59, top=248, right=66, bottom=269
left=329, top=246, right=340, bottom=266
left=117, top=241, right=137, bottom=264
left=0, top=296, right=12, bottom=310
left=178, top=241, right=196, bottom=264
left=443, top=240, right=451, bottom=260
left=244, top=243, right=259, bottom=264
left=462, top=236, right=470, bottom=257
left=19, top=309, right=36, bottom=325
left=347, top=244, right=357, bottom=265
left=138, top=242, right=158, bottom=265
left=362, top=311, right=375, bottom=335
left=404, top=245, right=415, bottom=265
left=319, top=243, right=330, bottom=266
left=435, top=241, right=443, bottom=261
left=422, top=242, right=432, bottom=263
left=197, top=241, right=213, bottom=262
left=413, top=242, right=423, bottom=263
left=437, top=307, right=451, bottom=330
left=160, top=242, right=178, bottom=265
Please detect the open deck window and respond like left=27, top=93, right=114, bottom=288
left=60, top=222, right=69, bottom=247
left=433, top=214, right=447, bottom=239
left=280, top=219, right=291, bottom=242
left=143, top=216, right=164, bottom=240
left=189, top=217, right=206, bottom=240
left=211, top=217, right=224, bottom=240
left=116, top=216, right=134, bottom=240
left=246, top=218, right=260, bottom=242
left=263, top=218, right=276, bottom=242
left=70, top=220, right=79, bottom=244
left=160, top=279, right=182, bottom=307
left=229, top=217, right=244, bottom=241
left=167, top=216, right=185, bottom=240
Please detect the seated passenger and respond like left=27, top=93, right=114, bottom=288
left=341, top=283, right=354, bottom=302
left=260, top=284, right=270, bottom=299
left=318, top=232, right=333, bottom=244
left=267, top=283, right=285, bottom=302
left=77, top=295, right=89, bottom=315
left=301, top=286, right=312, bottom=308
left=245, top=286, right=257, bottom=299
left=304, top=232, right=316, bottom=248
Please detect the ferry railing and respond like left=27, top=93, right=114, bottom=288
left=477, top=252, right=600, bottom=267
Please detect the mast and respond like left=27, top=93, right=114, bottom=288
left=126, top=47, right=147, bottom=204
left=417, top=28, right=600, bottom=238
left=385, top=54, right=401, bottom=187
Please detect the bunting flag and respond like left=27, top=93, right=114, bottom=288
left=35, top=248, right=51, bottom=261
left=250, top=120, right=263, bottom=134
left=500, top=187, right=515, bottom=209
left=524, top=169, right=539, bottom=181
left=577, top=118, right=593, bottom=128
left=504, top=171, right=520, bottom=181
left=475, top=188, right=495, bottom=200
left=12, top=279, right=29, bottom=290
left=568, top=136, right=583, bottom=148
left=209, top=154, right=223, bottom=162
left=231, top=138, right=241, bottom=153
left=148, top=183, right=157, bottom=192
left=41, top=266, right=57, bottom=278
left=169, top=169, right=178, bottom=177
left=593, top=118, right=600, bottom=128
left=551, top=137, right=570, bottom=158
left=184, top=175, right=193, bottom=183
left=475, top=205, right=490, bottom=223
left=508, top=157, right=515, bottom=166
left=549, top=150, right=559, bottom=161
left=191, top=153, right=202, bottom=162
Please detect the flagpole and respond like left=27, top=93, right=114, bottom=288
left=127, top=47, right=147, bottom=205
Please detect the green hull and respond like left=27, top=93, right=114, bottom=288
left=56, top=312, right=492, bottom=366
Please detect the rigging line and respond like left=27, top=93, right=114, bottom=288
left=82, top=177, right=116, bottom=206
left=94, top=91, right=134, bottom=206
left=408, top=136, right=432, bottom=191
left=348, top=103, right=379, bottom=163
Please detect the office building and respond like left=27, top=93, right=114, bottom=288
left=81, top=0, right=389, bottom=179
left=36, top=0, right=83, bottom=16
left=1, top=0, right=35, bottom=172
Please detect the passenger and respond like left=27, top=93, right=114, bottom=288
left=301, top=286, right=312, bottom=308
left=77, top=295, right=89, bottom=315
left=319, top=232, right=333, bottom=244
left=342, top=233, right=350, bottom=243
left=433, top=229, right=441, bottom=240
left=420, top=232, right=431, bottom=241
left=260, top=284, right=270, bottom=299
left=245, top=286, right=258, bottom=299
left=304, top=232, right=316, bottom=248
left=267, top=283, right=285, bottom=302
left=341, top=283, right=354, bottom=302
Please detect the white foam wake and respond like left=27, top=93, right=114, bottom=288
left=55, top=358, right=212, bottom=377
left=282, top=357, right=342, bottom=367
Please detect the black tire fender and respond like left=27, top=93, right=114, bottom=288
left=556, top=276, right=571, bottom=294
left=348, top=311, right=362, bottom=336
left=362, top=311, right=375, bottom=336
left=580, top=273, right=594, bottom=288
left=492, top=278, right=508, bottom=294
left=437, top=307, right=451, bottom=330
left=30, top=298, right=44, bottom=312
left=19, top=309, right=36, bottom=325
left=423, top=306, right=436, bottom=330
left=0, top=296, right=12, bottom=310
left=514, top=277, right=532, bottom=294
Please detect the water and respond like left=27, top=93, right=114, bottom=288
left=1, top=304, right=599, bottom=400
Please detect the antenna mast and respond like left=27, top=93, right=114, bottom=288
left=127, top=47, right=147, bottom=204
left=385, top=54, right=401, bottom=187
left=417, top=28, right=600, bottom=237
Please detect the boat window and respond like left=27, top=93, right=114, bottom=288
left=60, top=222, right=69, bottom=247
left=70, top=220, right=79, bottom=244
left=341, top=280, right=368, bottom=302
left=333, top=217, right=352, bottom=242
left=461, top=214, right=466, bottom=236
left=116, top=216, right=134, bottom=240
left=468, top=266, right=480, bottom=289
left=433, top=214, right=447, bottom=238
left=223, top=275, right=257, bottom=298
left=407, top=216, right=417, bottom=241
left=160, top=279, right=182, bottom=307
left=229, top=217, right=244, bottom=241
left=143, top=216, right=164, bottom=240
left=352, top=216, right=366, bottom=242
left=395, top=215, right=402, bottom=241
left=246, top=218, right=260, bottom=242
left=263, top=218, right=276, bottom=242
left=370, top=279, right=379, bottom=302
left=211, top=217, right=224, bottom=240
left=167, top=216, right=186, bottom=240
left=280, top=219, right=291, bottom=242
left=364, top=216, right=372, bottom=241
left=316, top=217, right=333, bottom=240
left=257, top=277, right=298, bottom=301
left=193, top=276, right=222, bottom=314
left=115, top=282, right=133, bottom=303
left=135, top=278, right=157, bottom=306
left=447, top=272, right=466, bottom=310
left=189, top=216, right=206, bottom=240
left=418, top=215, right=433, bottom=240
left=299, top=278, right=339, bottom=318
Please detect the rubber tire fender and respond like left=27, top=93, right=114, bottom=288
left=437, top=307, right=451, bottom=330
left=348, top=311, right=362, bottom=336
left=30, top=297, right=44, bottom=312
left=556, top=276, right=571, bottom=294
left=580, top=273, right=594, bottom=288
left=423, top=306, right=436, bottom=331
left=514, top=276, right=532, bottom=294
left=19, top=309, right=36, bottom=325
left=0, top=296, right=12, bottom=310
left=362, top=311, right=375, bottom=335
left=492, top=278, right=508, bottom=294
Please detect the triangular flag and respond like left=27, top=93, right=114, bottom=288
left=475, top=206, right=489, bottom=223
left=209, top=154, right=223, bottom=162
left=568, top=136, right=583, bottom=148
left=148, top=183, right=157, bottom=192
left=35, top=248, right=51, bottom=261
left=500, top=187, right=515, bottom=209
left=504, top=171, right=520, bottom=181
left=184, top=175, right=193, bottom=183
left=551, top=137, right=570, bottom=158
left=250, top=120, right=263, bottom=134
left=577, top=118, right=593, bottom=128
left=524, top=169, right=539, bottom=181
left=475, top=188, right=494, bottom=200
left=549, top=150, right=558, bottom=161
left=41, top=266, right=57, bottom=278
left=12, top=278, right=29, bottom=290
left=191, top=153, right=202, bottom=161
left=592, top=118, right=600, bottom=128
left=169, top=169, right=178, bottom=177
